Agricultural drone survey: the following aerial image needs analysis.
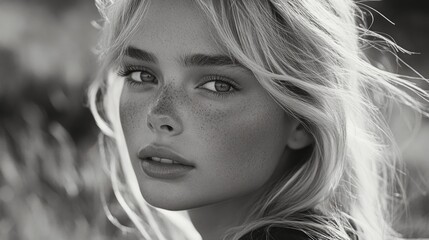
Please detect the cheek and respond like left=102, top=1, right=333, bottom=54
left=120, top=98, right=142, bottom=134
left=190, top=97, right=290, bottom=192
left=119, top=89, right=150, bottom=156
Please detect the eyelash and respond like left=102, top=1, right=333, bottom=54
left=116, top=65, right=240, bottom=97
left=199, top=75, right=239, bottom=97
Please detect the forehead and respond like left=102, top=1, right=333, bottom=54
left=129, top=0, right=225, bottom=58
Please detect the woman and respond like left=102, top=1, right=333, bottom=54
left=88, top=0, right=429, bottom=239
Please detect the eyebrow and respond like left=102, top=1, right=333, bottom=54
left=124, top=46, right=243, bottom=68
left=124, top=46, right=158, bottom=63
left=180, top=54, right=240, bottom=67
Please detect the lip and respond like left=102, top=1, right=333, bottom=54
left=137, top=144, right=195, bottom=167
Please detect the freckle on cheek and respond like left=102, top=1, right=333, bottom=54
left=195, top=104, right=227, bottom=142
left=120, top=92, right=148, bottom=135
left=201, top=102, right=277, bottom=178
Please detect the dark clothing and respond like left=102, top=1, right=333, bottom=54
left=239, top=226, right=358, bottom=240
left=239, top=210, right=358, bottom=240
left=239, top=227, right=313, bottom=240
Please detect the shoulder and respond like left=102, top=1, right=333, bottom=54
left=239, top=226, right=314, bottom=240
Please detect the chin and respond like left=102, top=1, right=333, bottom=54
left=141, top=188, right=197, bottom=210
left=142, top=189, right=225, bottom=211
left=144, top=196, right=205, bottom=211
left=146, top=198, right=190, bottom=211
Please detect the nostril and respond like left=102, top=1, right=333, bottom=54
left=146, top=114, right=181, bottom=135
left=160, top=125, right=173, bottom=131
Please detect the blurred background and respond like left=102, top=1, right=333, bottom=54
left=0, top=0, right=427, bottom=239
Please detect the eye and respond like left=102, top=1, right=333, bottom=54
left=129, top=70, right=157, bottom=84
left=117, top=65, right=158, bottom=86
left=200, top=80, right=235, bottom=93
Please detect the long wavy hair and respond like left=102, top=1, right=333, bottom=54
left=87, top=0, right=429, bottom=239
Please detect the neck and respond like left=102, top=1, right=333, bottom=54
left=187, top=192, right=261, bottom=240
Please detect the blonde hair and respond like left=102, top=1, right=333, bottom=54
left=88, top=0, right=429, bottom=239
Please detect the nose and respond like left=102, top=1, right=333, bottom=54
left=147, top=114, right=182, bottom=136
left=146, top=87, right=183, bottom=136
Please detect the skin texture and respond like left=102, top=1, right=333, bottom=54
left=117, top=0, right=312, bottom=239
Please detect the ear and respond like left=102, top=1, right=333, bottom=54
left=287, top=122, right=313, bottom=150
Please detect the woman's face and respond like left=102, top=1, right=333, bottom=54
left=118, top=0, right=298, bottom=210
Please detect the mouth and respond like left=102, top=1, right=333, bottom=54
left=145, top=156, right=186, bottom=165
left=138, top=145, right=195, bottom=179
left=138, top=144, right=195, bottom=167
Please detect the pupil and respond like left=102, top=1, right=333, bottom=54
left=214, top=81, right=231, bottom=92
left=141, top=72, right=155, bottom=82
